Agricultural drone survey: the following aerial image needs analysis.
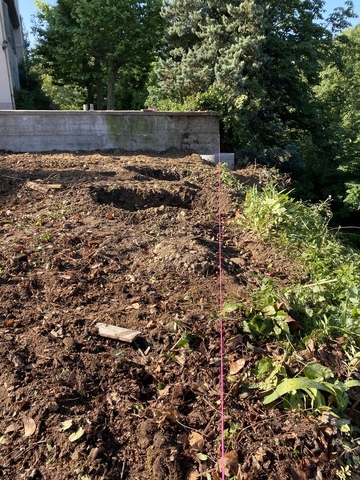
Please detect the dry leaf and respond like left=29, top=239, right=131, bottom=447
left=158, top=385, right=171, bottom=398
left=175, top=352, right=187, bottom=366
left=228, top=334, right=243, bottom=349
left=8, top=353, right=24, bottom=368
left=5, top=423, right=17, bottom=434
left=217, top=450, right=239, bottom=477
left=229, top=358, right=246, bottom=375
left=285, top=315, right=300, bottom=333
left=189, top=432, right=204, bottom=451
left=151, top=406, right=179, bottom=423
left=199, top=340, right=207, bottom=356
left=23, top=417, right=36, bottom=437
left=186, top=468, right=199, bottom=480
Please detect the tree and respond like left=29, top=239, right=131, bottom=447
left=33, top=0, right=99, bottom=106
left=314, top=24, right=360, bottom=217
left=12, top=32, right=53, bottom=109
left=255, top=1, right=356, bottom=171
left=33, top=0, right=164, bottom=109
left=147, top=0, right=266, bottom=150
left=147, top=0, right=356, bottom=172
left=14, top=58, right=54, bottom=110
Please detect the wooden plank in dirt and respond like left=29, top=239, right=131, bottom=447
left=95, top=322, right=141, bottom=343
left=25, top=181, right=62, bottom=193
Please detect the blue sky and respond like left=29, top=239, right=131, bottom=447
left=20, top=0, right=360, bottom=45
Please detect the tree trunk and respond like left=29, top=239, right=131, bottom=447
left=96, top=78, right=104, bottom=110
left=94, top=58, right=103, bottom=110
left=107, top=66, right=118, bottom=110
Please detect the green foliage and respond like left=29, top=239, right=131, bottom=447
left=146, top=0, right=265, bottom=152
left=232, top=175, right=360, bottom=417
left=14, top=58, right=53, bottom=110
left=33, top=0, right=164, bottom=109
left=263, top=374, right=360, bottom=413
left=314, top=24, right=360, bottom=216
left=242, top=180, right=332, bottom=243
left=240, top=178, right=360, bottom=340
left=31, top=67, right=86, bottom=110
left=148, top=0, right=356, bottom=167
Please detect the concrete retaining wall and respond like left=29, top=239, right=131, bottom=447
left=0, top=110, right=219, bottom=153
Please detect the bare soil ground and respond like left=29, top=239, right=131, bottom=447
left=0, top=150, right=354, bottom=479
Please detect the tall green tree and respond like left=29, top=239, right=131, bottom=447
left=147, top=0, right=356, bottom=171
left=34, top=0, right=97, bottom=105
left=147, top=0, right=266, bottom=150
left=33, top=0, right=164, bottom=109
left=314, top=24, right=360, bottom=216
left=256, top=0, right=356, bottom=172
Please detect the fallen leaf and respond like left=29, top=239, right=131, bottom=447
left=186, top=468, right=199, bottom=480
left=189, top=432, right=204, bottom=451
left=227, top=334, right=243, bottom=349
left=229, top=358, right=246, bottom=375
left=196, top=452, right=207, bottom=461
left=151, top=406, right=179, bottom=423
left=23, top=417, right=36, bottom=437
left=158, top=384, right=171, bottom=398
left=217, top=450, right=239, bottom=477
left=69, top=427, right=85, bottom=442
left=199, top=340, right=207, bottom=356
left=88, top=447, right=100, bottom=462
left=175, top=353, right=187, bottom=366
left=285, top=315, right=300, bottom=333
left=61, top=419, right=73, bottom=431
left=5, top=423, right=17, bottom=434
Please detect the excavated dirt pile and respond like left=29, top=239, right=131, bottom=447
left=0, top=150, right=351, bottom=479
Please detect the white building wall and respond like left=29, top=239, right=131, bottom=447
left=0, top=0, right=24, bottom=109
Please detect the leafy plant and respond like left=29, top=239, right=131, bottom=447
left=263, top=375, right=360, bottom=413
left=234, top=176, right=360, bottom=419
left=223, top=420, right=242, bottom=450
left=38, top=231, right=53, bottom=243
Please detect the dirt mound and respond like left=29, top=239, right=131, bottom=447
left=0, top=150, right=341, bottom=479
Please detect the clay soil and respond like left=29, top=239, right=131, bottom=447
left=0, top=150, right=353, bottom=479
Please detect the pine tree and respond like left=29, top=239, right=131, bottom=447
left=147, top=0, right=266, bottom=150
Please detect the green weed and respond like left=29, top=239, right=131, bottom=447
left=229, top=174, right=360, bottom=421
left=38, top=231, right=53, bottom=243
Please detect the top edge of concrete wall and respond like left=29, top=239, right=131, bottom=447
left=0, top=110, right=219, bottom=116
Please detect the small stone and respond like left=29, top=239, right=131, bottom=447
left=48, top=401, right=59, bottom=412
left=88, top=447, right=100, bottom=462
left=63, top=337, right=76, bottom=350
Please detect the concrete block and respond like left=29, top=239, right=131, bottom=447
left=200, top=153, right=235, bottom=170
